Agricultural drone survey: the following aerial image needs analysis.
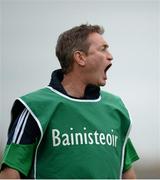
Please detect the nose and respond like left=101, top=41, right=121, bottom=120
left=106, top=50, right=113, bottom=61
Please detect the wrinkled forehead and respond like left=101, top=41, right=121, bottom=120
left=87, top=32, right=108, bottom=47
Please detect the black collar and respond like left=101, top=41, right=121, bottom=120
left=49, top=69, right=100, bottom=100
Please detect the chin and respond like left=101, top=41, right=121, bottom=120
left=91, top=78, right=106, bottom=87
left=99, top=81, right=106, bottom=87
left=100, top=83, right=106, bottom=87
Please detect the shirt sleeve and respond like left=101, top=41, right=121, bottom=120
left=1, top=143, right=37, bottom=176
left=0, top=100, right=40, bottom=177
left=123, top=138, right=139, bottom=173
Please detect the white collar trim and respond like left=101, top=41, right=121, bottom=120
left=46, top=86, right=101, bottom=102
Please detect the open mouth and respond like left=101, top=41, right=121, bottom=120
left=104, top=63, right=112, bottom=73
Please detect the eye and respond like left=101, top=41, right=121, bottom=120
left=101, top=44, right=108, bottom=52
left=101, top=47, right=107, bottom=51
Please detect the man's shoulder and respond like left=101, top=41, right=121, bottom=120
left=100, top=90, right=130, bottom=118
left=17, top=87, right=55, bottom=105
left=100, top=90, right=121, bottom=101
left=100, top=90, right=127, bottom=109
left=21, top=87, right=49, bottom=97
left=18, top=86, right=66, bottom=105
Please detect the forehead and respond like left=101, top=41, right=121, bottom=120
left=87, top=32, right=108, bottom=47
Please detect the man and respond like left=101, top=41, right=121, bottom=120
left=0, top=24, right=139, bottom=179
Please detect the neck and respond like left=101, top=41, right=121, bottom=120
left=61, top=72, right=87, bottom=98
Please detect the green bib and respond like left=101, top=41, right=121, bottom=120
left=19, top=86, right=131, bottom=179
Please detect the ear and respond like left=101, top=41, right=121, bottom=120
left=73, top=51, right=86, bottom=66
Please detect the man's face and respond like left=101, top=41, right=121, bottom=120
left=84, top=32, right=113, bottom=86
